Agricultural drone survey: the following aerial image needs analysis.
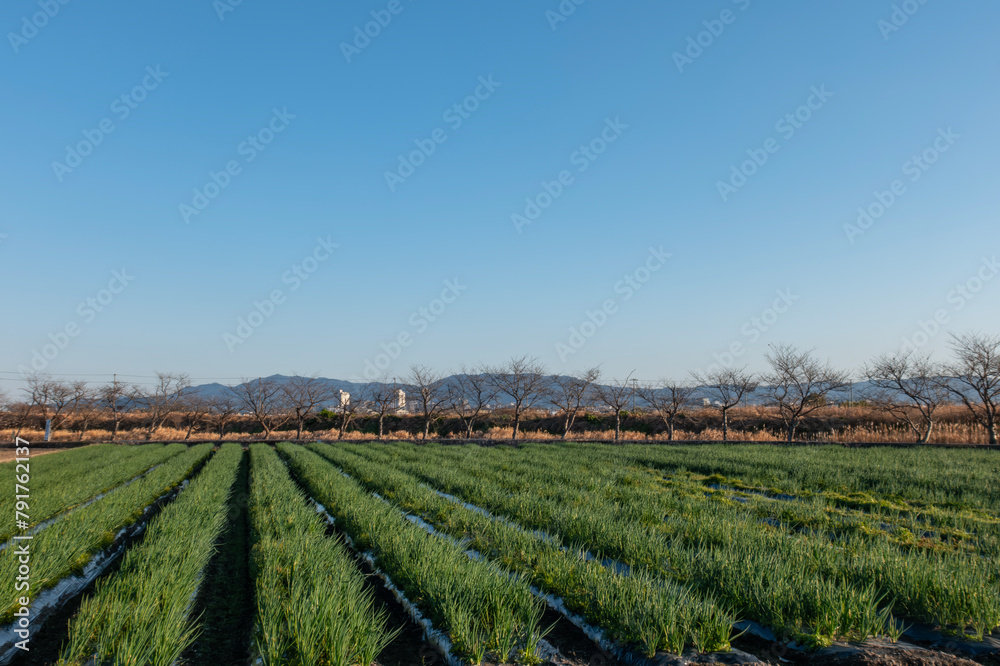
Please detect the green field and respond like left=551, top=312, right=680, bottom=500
left=2, top=442, right=998, bottom=665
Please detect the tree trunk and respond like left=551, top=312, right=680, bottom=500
left=988, top=420, right=998, bottom=446
left=721, top=408, right=729, bottom=442
left=667, top=420, right=674, bottom=441
left=512, top=413, right=520, bottom=442
left=296, top=420, right=303, bottom=440
left=339, top=408, right=350, bottom=439
left=466, top=421, right=475, bottom=439
left=378, top=415, right=385, bottom=440
left=919, top=419, right=934, bottom=444
left=423, top=419, right=430, bottom=440
left=787, top=421, right=796, bottom=443
left=614, top=411, right=621, bottom=441
left=111, top=420, right=120, bottom=442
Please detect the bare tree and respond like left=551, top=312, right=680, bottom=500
left=594, top=371, right=635, bottom=442
left=48, top=380, right=76, bottom=433
left=0, top=389, right=11, bottom=438
left=942, top=332, right=1000, bottom=446
left=407, top=365, right=449, bottom=440
left=764, top=344, right=851, bottom=442
left=66, top=381, right=98, bottom=441
left=22, top=374, right=79, bottom=436
left=484, top=356, right=550, bottom=442
left=180, top=394, right=214, bottom=440
left=367, top=376, right=402, bottom=440
left=550, top=368, right=600, bottom=439
left=23, top=373, right=55, bottom=428
left=283, top=375, right=335, bottom=440
left=135, top=373, right=192, bottom=440
left=333, top=385, right=366, bottom=439
left=691, top=366, right=759, bottom=442
left=208, top=390, right=240, bottom=440
left=234, top=377, right=291, bottom=438
left=99, top=378, right=138, bottom=442
left=636, top=379, right=696, bottom=441
left=445, top=365, right=497, bottom=439
left=8, top=402, right=34, bottom=441
left=863, top=352, right=949, bottom=444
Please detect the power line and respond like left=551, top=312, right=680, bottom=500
left=0, top=371, right=249, bottom=381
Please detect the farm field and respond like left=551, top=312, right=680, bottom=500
left=1, top=442, right=998, bottom=666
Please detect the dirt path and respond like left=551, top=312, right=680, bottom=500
left=0, top=447, right=81, bottom=463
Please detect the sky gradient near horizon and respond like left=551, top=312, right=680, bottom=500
left=2, top=0, right=999, bottom=388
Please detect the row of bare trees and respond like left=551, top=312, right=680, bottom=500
left=861, top=333, right=1000, bottom=445
left=0, top=373, right=237, bottom=441
left=236, top=333, right=999, bottom=445
left=2, top=333, right=998, bottom=445
left=690, top=332, right=1000, bottom=445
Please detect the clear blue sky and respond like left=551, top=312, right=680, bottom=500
left=2, top=0, right=998, bottom=387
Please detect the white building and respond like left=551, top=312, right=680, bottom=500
left=395, top=389, right=406, bottom=411
left=338, top=390, right=351, bottom=408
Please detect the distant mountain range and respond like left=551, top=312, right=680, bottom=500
left=189, top=374, right=368, bottom=401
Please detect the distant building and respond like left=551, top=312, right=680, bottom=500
left=338, top=390, right=351, bottom=408
left=395, top=389, right=406, bottom=411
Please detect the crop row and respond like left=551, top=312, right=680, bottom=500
left=0, top=443, right=184, bottom=542
left=278, top=443, right=548, bottom=665
left=58, top=443, right=243, bottom=665
left=352, top=442, right=1000, bottom=644
left=306, top=442, right=733, bottom=656
left=248, top=444, right=398, bottom=666
left=612, top=443, right=1000, bottom=512
left=480, top=443, right=1000, bottom=557
left=0, top=444, right=213, bottom=623
left=452, top=443, right=1000, bottom=634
